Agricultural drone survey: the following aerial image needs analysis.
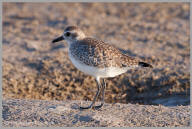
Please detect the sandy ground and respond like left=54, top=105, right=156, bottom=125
left=2, top=3, right=190, bottom=127
left=2, top=99, right=190, bottom=127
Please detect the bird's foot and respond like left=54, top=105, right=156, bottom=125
left=79, top=103, right=104, bottom=110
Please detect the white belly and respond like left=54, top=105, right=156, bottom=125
left=68, top=52, right=129, bottom=78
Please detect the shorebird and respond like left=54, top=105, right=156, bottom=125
left=52, top=26, right=152, bottom=109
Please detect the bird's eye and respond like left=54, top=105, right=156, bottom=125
left=65, top=32, right=71, bottom=37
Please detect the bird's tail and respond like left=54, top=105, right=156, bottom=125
left=138, top=62, right=153, bottom=68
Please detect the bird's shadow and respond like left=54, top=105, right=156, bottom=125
left=118, top=69, right=190, bottom=106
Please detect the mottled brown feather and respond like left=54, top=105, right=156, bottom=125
left=69, top=37, right=139, bottom=68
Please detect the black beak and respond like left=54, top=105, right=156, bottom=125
left=52, top=36, right=64, bottom=43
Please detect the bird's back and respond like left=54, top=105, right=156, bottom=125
left=69, top=37, right=139, bottom=69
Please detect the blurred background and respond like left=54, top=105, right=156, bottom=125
left=3, top=3, right=190, bottom=106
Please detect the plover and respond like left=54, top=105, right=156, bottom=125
left=52, top=26, right=152, bottom=109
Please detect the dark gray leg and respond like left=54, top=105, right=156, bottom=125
left=80, top=77, right=102, bottom=109
left=93, top=79, right=106, bottom=109
left=101, top=79, right=106, bottom=105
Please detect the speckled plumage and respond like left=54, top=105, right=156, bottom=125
left=69, top=37, right=139, bottom=68
left=52, top=26, right=152, bottom=109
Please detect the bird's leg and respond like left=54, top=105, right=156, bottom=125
left=80, top=77, right=101, bottom=109
left=93, top=78, right=106, bottom=109
left=101, top=79, right=106, bottom=105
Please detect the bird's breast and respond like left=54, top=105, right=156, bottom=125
left=68, top=51, right=128, bottom=78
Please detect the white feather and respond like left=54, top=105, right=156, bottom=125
left=68, top=52, right=134, bottom=78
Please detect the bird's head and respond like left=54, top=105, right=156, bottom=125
left=52, top=26, right=86, bottom=44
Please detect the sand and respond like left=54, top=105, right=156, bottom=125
left=2, top=99, right=190, bottom=127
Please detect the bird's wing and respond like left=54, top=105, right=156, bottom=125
left=70, top=38, right=139, bottom=68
